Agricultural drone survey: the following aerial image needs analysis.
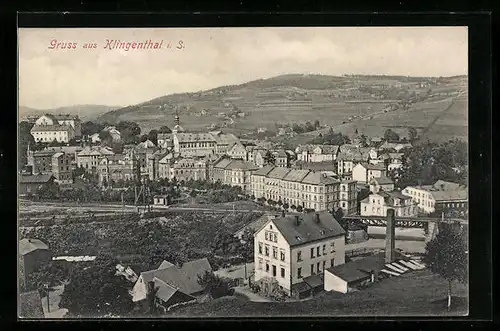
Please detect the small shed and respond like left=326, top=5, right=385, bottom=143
left=153, top=195, right=169, bottom=206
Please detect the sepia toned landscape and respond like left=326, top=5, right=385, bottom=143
left=18, top=27, right=468, bottom=319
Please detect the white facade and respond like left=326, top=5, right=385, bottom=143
left=352, top=163, right=386, bottom=183
left=360, top=192, right=418, bottom=217
left=324, top=270, right=349, bottom=293
left=31, top=126, right=75, bottom=143
left=401, top=186, right=436, bottom=214
left=253, top=219, right=345, bottom=295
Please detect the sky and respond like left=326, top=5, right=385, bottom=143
left=18, top=27, right=468, bottom=109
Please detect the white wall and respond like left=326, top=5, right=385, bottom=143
left=324, top=270, right=348, bottom=293
left=132, top=275, right=147, bottom=302
left=352, top=164, right=367, bottom=182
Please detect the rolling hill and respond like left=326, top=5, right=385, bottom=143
left=97, top=74, right=467, bottom=142
left=19, top=104, right=122, bottom=121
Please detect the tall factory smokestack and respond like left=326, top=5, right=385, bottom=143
left=385, top=208, right=396, bottom=264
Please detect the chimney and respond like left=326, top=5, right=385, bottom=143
left=281, top=210, right=285, bottom=218
left=315, top=212, right=320, bottom=223
left=147, top=281, right=155, bottom=295
left=295, top=215, right=300, bottom=226
left=385, top=208, right=396, bottom=264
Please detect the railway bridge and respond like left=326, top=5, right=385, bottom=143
left=341, top=214, right=468, bottom=242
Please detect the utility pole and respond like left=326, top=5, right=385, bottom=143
left=45, top=284, right=50, bottom=313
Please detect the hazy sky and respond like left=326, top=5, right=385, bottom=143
left=18, top=27, right=468, bottom=109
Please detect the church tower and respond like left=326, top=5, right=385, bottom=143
left=172, top=109, right=184, bottom=134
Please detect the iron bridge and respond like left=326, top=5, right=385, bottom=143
left=342, top=215, right=468, bottom=229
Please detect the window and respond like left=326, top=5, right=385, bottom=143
left=317, top=262, right=320, bottom=273
left=265, top=246, right=269, bottom=256
left=330, top=242, right=335, bottom=253
left=272, top=265, right=277, bottom=277
left=266, top=263, right=269, bottom=272
left=331, top=258, right=335, bottom=267
left=298, top=267, right=302, bottom=278
left=258, top=243, right=263, bottom=254
left=323, top=261, right=326, bottom=271
left=281, top=268, right=285, bottom=278
left=265, top=232, right=269, bottom=240
left=316, top=246, right=320, bottom=256
left=310, top=247, right=315, bottom=258
left=258, top=258, right=263, bottom=270
left=297, top=251, right=302, bottom=262
left=322, top=244, right=326, bottom=255
left=280, top=251, right=285, bottom=261
left=310, top=264, right=314, bottom=275
left=274, top=233, right=278, bottom=243
left=273, top=247, right=278, bottom=259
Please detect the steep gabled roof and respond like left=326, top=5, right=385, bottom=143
left=19, top=238, right=49, bottom=255
left=271, top=211, right=345, bottom=247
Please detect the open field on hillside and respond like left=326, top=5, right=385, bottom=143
left=168, top=269, right=467, bottom=317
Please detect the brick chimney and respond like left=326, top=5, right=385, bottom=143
left=385, top=208, right=396, bottom=264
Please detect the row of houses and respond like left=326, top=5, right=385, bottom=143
left=29, top=114, right=82, bottom=143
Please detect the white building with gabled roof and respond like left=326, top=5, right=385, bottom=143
left=253, top=211, right=346, bottom=298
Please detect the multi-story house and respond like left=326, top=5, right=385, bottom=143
left=76, top=146, right=115, bottom=172
left=157, top=133, right=173, bottom=150
left=30, top=124, right=75, bottom=143
left=27, top=150, right=57, bottom=175
left=272, top=150, right=289, bottom=168
left=135, top=140, right=158, bottom=179
left=369, top=176, right=395, bottom=193
left=338, top=180, right=357, bottom=215
left=336, top=145, right=370, bottom=177
left=295, top=144, right=340, bottom=163
left=210, top=157, right=258, bottom=193
left=384, top=152, right=404, bottom=171
left=102, top=126, right=122, bottom=142
left=172, top=130, right=241, bottom=158
left=97, top=152, right=139, bottom=186
left=169, top=157, right=208, bottom=182
left=34, top=114, right=82, bottom=137
left=352, top=162, right=387, bottom=183
left=251, top=166, right=347, bottom=212
left=402, top=180, right=468, bottom=215
left=360, top=191, right=417, bottom=217
left=253, top=211, right=346, bottom=298
left=146, top=150, right=170, bottom=181
left=158, top=153, right=174, bottom=179
left=227, top=142, right=248, bottom=160
left=51, top=152, right=74, bottom=184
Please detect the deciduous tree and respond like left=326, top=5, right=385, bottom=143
left=422, top=223, right=467, bottom=310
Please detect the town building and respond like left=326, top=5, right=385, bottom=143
left=369, top=176, right=395, bottom=193
left=360, top=191, right=418, bottom=217
left=27, top=150, right=58, bottom=175
left=135, top=140, right=159, bottom=179
left=227, top=142, right=248, bottom=160
left=19, top=238, right=52, bottom=289
left=272, top=150, right=290, bottom=168
left=51, top=152, right=74, bottom=184
left=251, top=166, right=350, bottom=212
left=132, top=258, right=212, bottom=310
left=169, top=157, right=209, bottom=182
left=158, top=153, right=175, bottom=179
left=402, top=180, right=468, bottom=214
left=295, top=145, right=340, bottom=163
left=153, top=195, right=170, bottom=206
left=172, top=129, right=241, bottom=158
left=336, top=145, right=371, bottom=177
left=19, top=174, right=55, bottom=196
left=157, top=133, right=174, bottom=149
left=352, top=162, right=387, bottom=183
left=384, top=152, right=404, bottom=171
left=146, top=150, right=170, bottom=181
left=34, top=114, right=82, bottom=136
left=30, top=124, right=75, bottom=143
left=103, top=126, right=122, bottom=142
left=76, top=146, right=115, bottom=172
left=378, top=141, right=412, bottom=152
left=210, top=157, right=258, bottom=193
left=339, top=180, right=358, bottom=215
left=253, top=211, right=346, bottom=298
left=97, top=152, right=140, bottom=186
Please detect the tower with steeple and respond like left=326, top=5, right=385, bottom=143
left=172, top=108, right=184, bottom=134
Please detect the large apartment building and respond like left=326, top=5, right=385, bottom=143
left=251, top=166, right=355, bottom=213
left=253, top=211, right=346, bottom=298
left=97, top=153, right=140, bottom=185
left=402, top=180, right=468, bottom=214
left=210, top=157, right=258, bottom=193
left=172, top=130, right=241, bottom=157
left=30, top=114, right=82, bottom=142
